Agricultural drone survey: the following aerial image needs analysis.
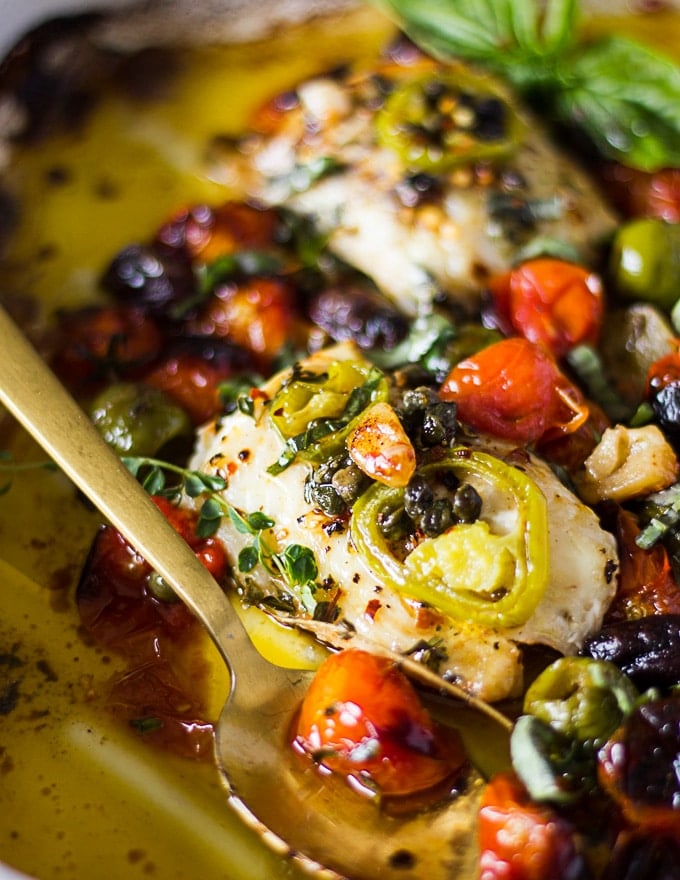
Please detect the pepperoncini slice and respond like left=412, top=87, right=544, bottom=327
left=375, top=67, right=525, bottom=174
left=351, top=448, right=549, bottom=628
left=268, top=359, right=388, bottom=473
left=523, top=657, right=638, bottom=744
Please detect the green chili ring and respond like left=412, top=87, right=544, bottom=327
left=268, top=358, right=388, bottom=473
left=375, top=68, right=526, bottom=174
left=351, top=448, right=549, bottom=628
left=523, top=656, right=638, bottom=744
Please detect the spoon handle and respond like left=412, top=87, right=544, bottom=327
left=0, top=304, right=242, bottom=662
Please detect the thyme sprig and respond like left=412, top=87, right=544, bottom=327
left=122, top=455, right=320, bottom=599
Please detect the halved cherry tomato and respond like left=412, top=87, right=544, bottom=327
left=489, top=259, right=604, bottom=359
left=604, top=507, right=680, bottom=624
left=440, top=337, right=588, bottom=443
left=295, top=648, right=466, bottom=797
left=478, top=772, right=589, bottom=880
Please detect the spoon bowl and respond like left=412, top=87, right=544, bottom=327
left=0, top=304, right=485, bottom=879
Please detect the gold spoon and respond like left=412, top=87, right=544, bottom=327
left=0, top=304, right=494, bottom=880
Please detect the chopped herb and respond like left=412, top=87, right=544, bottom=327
left=123, top=454, right=323, bottom=607
left=636, top=483, right=680, bottom=550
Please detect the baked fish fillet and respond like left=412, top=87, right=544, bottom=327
left=236, top=59, right=618, bottom=315
left=187, top=345, right=618, bottom=702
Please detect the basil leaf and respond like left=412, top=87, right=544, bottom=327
left=553, top=36, right=680, bottom=171
left=374, top=0, right=577, bottom=70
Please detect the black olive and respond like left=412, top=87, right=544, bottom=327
left=651, top=381, right=680, bottom=449
left=307, top=284, right=409, bottom=351
left=602, top=833, right=680, bottom=880
left=580, top=614, right=680, bottom=689
left=102, top=243, right=195, bottom=317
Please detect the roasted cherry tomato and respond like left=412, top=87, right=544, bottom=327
left=440, top=337, right=588, bottom=443
left=598, top=696, right=680, bottom=835
left=156, top=201, right=280, bottom=263
left=602, top=163, right=680, bottom=223
left=187, top=276, right=295, bottom=365
left=76, top=496, right=226, bottom=760
left=295, top=648, right=466, bottom=797
left=478, top=772, right=589, bottom=880
left=144, top=338, right=255, bottom=425
left=647, top=348, right=680, bottom=394
left=605, top=507, right=680, bottom=624
left=490, top=258, right=604, bottom=358
left=52, top=305, right=162, bottom=389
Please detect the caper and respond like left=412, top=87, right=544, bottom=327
left=310, top=483, right=346, bottom=516
left=610, top=218, right=680, bottom=311
left=401, top=386, right=439, bottom=415
left=377, top=505, right=409, bottom=538
left=331, top=465, right=367, bottom=504
left=404, top=475, right=434, bottom=518
left=147, top=571, right=179, bottom=603
left=419, top=498, right=454, bottom=537
left=453, top=483, right=482, bottom=522
left=420, top=401, right=458, bottom=447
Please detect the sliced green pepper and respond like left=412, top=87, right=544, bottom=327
left=268, top=359, right=388, bottom=473
left=375, top=68, right=525, bottom=174
left=523, top=657, right=638, bottom=744
left=351, top=448, right=549, bottom=628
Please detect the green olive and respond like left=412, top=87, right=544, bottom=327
left=375, top=67, right=525, bottom=173
left=89, top=382, right=191, bottom=457
left=523, top=657, right=637, bottom=745
left=610, top=218, right=680, bottom=310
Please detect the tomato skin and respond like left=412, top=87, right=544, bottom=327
left=52, top=306, right=162, bottom=390
left=478, top=773, right=589, bottom=880
left=295, top=648, right=466, bottom=797
left=605, top=507, right=680, bottom=624
left=490, top=259, right=604, bottom=359
left=440, top=337, right=587, bottom=443
left=76, top=497, right=227, bottom=760
left=647, top=349, right=680, bottom=394
left=187, top=277, right=295, bottom=365
left=156, top=201, right=280, bottom=263
left=602, top=163, right=680, bottom=223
